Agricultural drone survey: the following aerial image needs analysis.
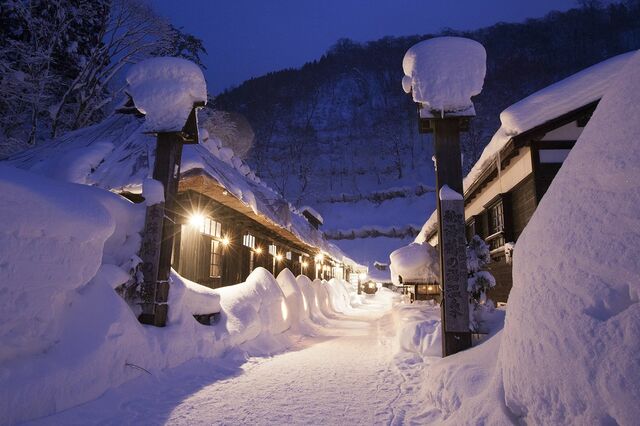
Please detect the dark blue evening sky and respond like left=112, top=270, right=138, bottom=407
left=152, top=0, right=576, bottom=94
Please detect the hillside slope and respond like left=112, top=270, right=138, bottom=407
left=215, top=2, right=640, bottom=275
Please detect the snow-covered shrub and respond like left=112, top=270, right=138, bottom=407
left=467, top=235, right=496, bottom=331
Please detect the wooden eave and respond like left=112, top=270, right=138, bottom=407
left=463, top=100, right=599, bottom=204
left=178, top=169, right=325, bottom=259
left=426, top=100, right=600, bottom=243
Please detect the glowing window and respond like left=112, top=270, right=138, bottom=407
left=243, top=234, right=256, bottom=249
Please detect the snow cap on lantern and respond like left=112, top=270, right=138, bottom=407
left=402, top=37, right=486, bottom=115
left=124, top=57, right=207, bottom=133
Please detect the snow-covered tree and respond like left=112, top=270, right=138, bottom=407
left=0, top=0, right=206, bottom=157
left=466, top=235, right=496, bottom=331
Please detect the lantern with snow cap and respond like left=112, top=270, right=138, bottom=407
left=402, top=37, right=487, bottom=356
left=123, top=57, right=207, bottom=327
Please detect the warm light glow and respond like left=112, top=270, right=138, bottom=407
left=368, top=282, right=375, bottom=289
left=276, top=254, right=283, bottom=262
left=255, top=247, right=262, bottom=254
left=281, top=299, right=288, bottom=322
left=302, top=261, right=308, bottom=268
left=189, top=213, right=205, bottom=228
left=222, top=236, right=230, bottom=246
left=314, top=253, right=324, bottom=262
left=427, top=285, right=434, bottom=292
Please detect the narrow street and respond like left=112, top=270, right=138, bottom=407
left=29, top=297, right=412, bottom=426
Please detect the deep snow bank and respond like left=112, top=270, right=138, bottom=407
left=498, top=50, right=640, bottom=425
left=0, top=165, right=141, bottom=363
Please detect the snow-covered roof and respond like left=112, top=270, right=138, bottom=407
left=4, top=113, right=362, bottom=270
left=415, top=50, right=637, bottom=244
left=125, top=57, right=207, bottom=133
left=402, top=37, right=486, bottom=114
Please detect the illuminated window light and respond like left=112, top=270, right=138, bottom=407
left=189, top=213, right=205, bottom=228
left=302, top=261, right=308, bottom=268
left=276, top=254, right=283, bottom=262
left=222, top=236, right=230, bottom=246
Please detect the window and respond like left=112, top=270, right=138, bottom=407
left=210, top=240, right=222, bottom=278
left=465, top=219, right=476, bottom=243
left=268, top=244, right=277, bottom=256
left=285, top=251, right=292, bottom=261
left=242, top=234, right=256, bottom=249
left=539, top=149, right=571, bottom=164
left=487, top=201, right=505, bottom=250
left=201, top=217, right=222, bottom=238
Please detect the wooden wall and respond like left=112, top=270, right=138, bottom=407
left=172, top=190, right=340, bottom=288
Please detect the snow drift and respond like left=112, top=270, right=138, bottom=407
left=498, top=50, right=640, bottom=425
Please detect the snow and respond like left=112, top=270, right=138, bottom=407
left=125, top=57, right=207, bottom=132
left=0, top=164, right=373, bottom=424
left=402, top=37, right=486, bottom=113
left=415, top=50, right=637, bottom=245
left=142, top=178, right=164, bottom=205
left=497, top=49, right=640, bottom=425
left=5, top=112, right=362, bottom=271
left=439, top=184, right=463, bottom=201
left=500, top=50, right=634, bottom=136
left=389, top=242, right=439, bottom=286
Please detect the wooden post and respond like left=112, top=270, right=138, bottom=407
left=432, top=117, right=472, bottom=356
left=139, top=133, right=184, bottom=327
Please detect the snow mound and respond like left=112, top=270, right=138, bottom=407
left=276, top=269, right=309, bottom=327
left=392, top=301, right=442, bottom=359
left=389, top=242, right=439, bottom=286
left=125, top=57, right=207, bottom=132
left=168, top=275, right=221, bottom=325
left=215, top=268, right=290, bottom=346
left=402, top=37, right=486, bottom=113
left=500, top=50, right=640, bottom=425
left=326, top=278, right=353, bottom=313
left=0, top=166, right=115, bottom=362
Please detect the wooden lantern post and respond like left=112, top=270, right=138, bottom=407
left=418, top=112, right=472, bottom=356
left=138, top=103, right=203, bottom=327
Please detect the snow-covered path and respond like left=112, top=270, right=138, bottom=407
left=28, top=297, right=408, bottom=426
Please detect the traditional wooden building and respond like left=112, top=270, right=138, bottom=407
left=6, top=112, right=365, bottom=291
left=416, top=51, right=635, bottom=303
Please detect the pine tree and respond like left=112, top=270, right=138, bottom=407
left=466, top=235, right=496, bottom=331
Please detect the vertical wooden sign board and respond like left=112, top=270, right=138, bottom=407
left=139, top=133, right=183, bottom=327
left=432, top=117, right=472, bottom=356
left=439, top=198, right=470, bottom=332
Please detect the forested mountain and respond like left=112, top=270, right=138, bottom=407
left=214, top=1, right=640, bottom=270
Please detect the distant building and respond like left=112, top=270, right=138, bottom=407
left=416, top=51, right=635, bottom=303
